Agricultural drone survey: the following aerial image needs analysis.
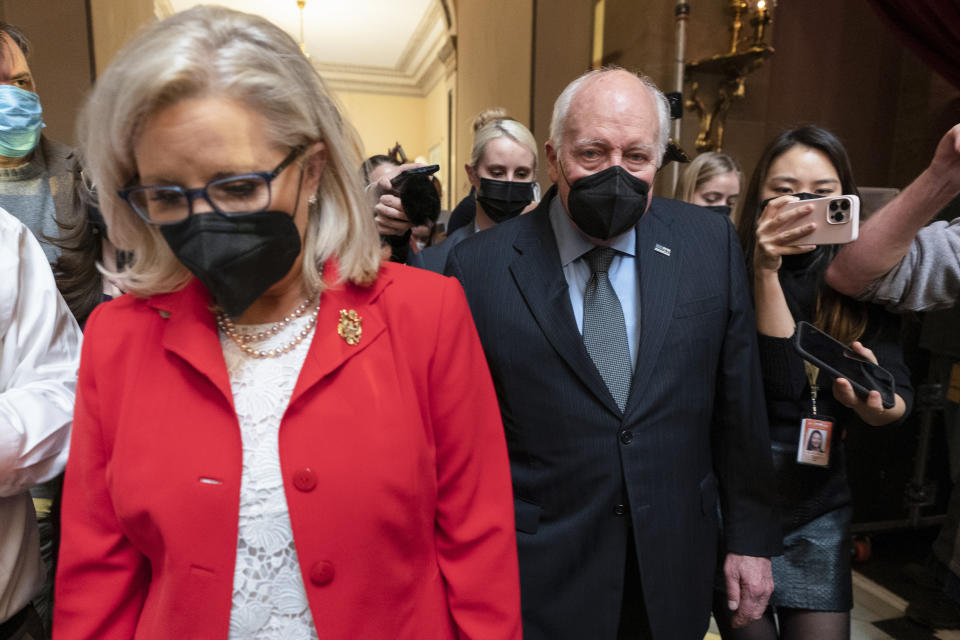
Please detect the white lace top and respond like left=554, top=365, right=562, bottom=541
left=221, top=313, right=319, bottom=639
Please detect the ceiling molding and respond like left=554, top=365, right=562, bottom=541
left=316, top=1, right=451, bottom=97
left=153, top=0, right=454, bottom=98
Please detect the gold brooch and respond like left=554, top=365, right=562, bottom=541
left=337, top=309, right=362, bottom=346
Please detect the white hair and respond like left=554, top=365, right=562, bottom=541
left=549, top=67, right=671, bottom=166
left=79, top=5, right=380, bottom=297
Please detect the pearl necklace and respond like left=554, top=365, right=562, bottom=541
left=216, top=296, right=319, bottom=359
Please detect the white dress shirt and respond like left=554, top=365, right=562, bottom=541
left=0, top=207, right=81, bottom=623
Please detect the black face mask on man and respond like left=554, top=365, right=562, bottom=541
left=476, top=177, right=536, bottom=223
left=160, top=210, right=302, bottom=318
left=562, top=164, right=650, bottom=240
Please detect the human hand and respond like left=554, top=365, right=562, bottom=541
left=832, top=341, right=905, bottom=426
left=753, top=196, right=817, bottom=273
left=723, top=553, right=774, bottom=628
left=371, top=162, right=424, bottom=236
left=928, top=123, right=960, bottom=191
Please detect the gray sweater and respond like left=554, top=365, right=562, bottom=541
left=858, top=217, right=960, bottom=312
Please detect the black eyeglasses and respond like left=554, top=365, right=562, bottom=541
left=118, top=145, right=305, bottom=226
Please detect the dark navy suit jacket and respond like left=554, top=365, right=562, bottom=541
left=446, top=187, right=781, bottom=640
left=409, top=223, right=475, bottom=273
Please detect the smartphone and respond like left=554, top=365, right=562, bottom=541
left=793, top=321, right=896, bottom=409
left=780, top=195, right=860, bottom=245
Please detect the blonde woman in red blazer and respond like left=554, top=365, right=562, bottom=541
left=52, top=7, right=521, bottom=640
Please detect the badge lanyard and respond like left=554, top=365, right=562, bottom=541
left=797, top=361, right=833, bottom=467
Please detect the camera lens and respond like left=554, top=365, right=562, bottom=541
left=829, top=201, right=839, bottom=211
left=840, top=200, right=850, bottom=210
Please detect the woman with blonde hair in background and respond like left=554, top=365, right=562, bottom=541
left=53, top=7, right=522, bottom=639
left=413, top=108, right=539, bottom=273
left=674, top=151, right=742, bottom=219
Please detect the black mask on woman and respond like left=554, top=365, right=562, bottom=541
left=476, top=177, right=535, bottom=223
left=160, top=210, right=302, bottom=318
left=704, top=204, right=732, bottom=216
left=563, top=164, right=649, bottom=240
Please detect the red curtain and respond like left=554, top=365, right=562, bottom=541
left=866, top=0, right=960, bottom=89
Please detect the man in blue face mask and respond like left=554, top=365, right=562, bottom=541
left=0, top=23, right=83, bottom=264
left=446, top=68, right=781, bottom=640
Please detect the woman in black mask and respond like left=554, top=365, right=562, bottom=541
left=714, top=126, right=912, bottom=639
left=674, top=151, right=742, bottom=219
left=54, top=7, right=522, bottom=639
left=413, top=108, right=538, bottom=273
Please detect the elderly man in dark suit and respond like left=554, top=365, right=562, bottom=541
left=445, top=68, right=781, bottom=639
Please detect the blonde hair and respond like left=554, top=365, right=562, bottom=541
left=469, top=108, right=538, bottom=172
left=79, top=6, right=380, bottom=297
left=674, top=152, right=741, bottom=203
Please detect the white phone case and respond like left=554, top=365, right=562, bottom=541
left=781, top=195, right=860, bottom=245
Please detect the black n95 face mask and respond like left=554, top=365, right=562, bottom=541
left=476, top=177, right=536, bottom=223
left=160, top=210, right=301, bottom=318
left=564, top=165, right=649, bottom=240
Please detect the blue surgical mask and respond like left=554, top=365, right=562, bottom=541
left=0, top=85, right=44, bottom=158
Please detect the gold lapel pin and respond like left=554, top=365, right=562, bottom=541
left=337, top=309, right=362, bottom=346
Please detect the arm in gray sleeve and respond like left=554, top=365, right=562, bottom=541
left=857, top=217, right=960, bottom=312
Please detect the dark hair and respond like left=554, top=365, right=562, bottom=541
left=361, top=154, right=397, bottom=185
left=52, top=167, right=107, bottom=326
left=0, top=22, right=30, bottom=58
left=736, top=125, right=867, bottom=343
left=738, top=126, right=860, bottom=262
left=806, top=430, right=824, bottom=452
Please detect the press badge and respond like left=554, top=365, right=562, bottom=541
left=797, top=416, right=833, bottom=467
left=797, top=361, right=832, bottom=467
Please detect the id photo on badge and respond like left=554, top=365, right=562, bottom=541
left=797, top=418, right=832, bottom=467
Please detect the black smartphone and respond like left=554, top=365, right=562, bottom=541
left=793, top=321, right=896, bottom=409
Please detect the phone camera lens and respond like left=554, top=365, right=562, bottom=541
left=829, top=201, right=839, bottom=211
left=840, top=200, right=850, bottom=210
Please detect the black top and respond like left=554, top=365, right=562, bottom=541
left=758, top=249, right=914, bottom=529
left=445, top=190, right=476, bottom=234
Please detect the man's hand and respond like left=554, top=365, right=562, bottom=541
left=723, top=553, right=774, bottom=628
left=826, top=122, right=960, bottom=296
left=928, top=123, right=960, bottom=189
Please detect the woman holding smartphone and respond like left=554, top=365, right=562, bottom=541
left=717, top=126, right=912, bottom=639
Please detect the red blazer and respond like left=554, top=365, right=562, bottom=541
left=54, top=261, right=522, bottom=640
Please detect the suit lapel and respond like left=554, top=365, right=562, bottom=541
left=156, top=279, right=235, bottom=409
left=509, top=201, right=623, bottom=417
left=625, top=200, right=682, bottom=417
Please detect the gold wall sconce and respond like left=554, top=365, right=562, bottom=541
left=684, top=0, right=776, bottom=152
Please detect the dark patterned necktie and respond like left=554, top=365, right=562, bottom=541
left=582, top=247, right=633, bottom=411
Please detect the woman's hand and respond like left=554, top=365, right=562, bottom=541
left=831, top=341, right=906, bottom=426
left=753, top=196, right=817, bottom=273
left=371, top=162, right=425, bottom=237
